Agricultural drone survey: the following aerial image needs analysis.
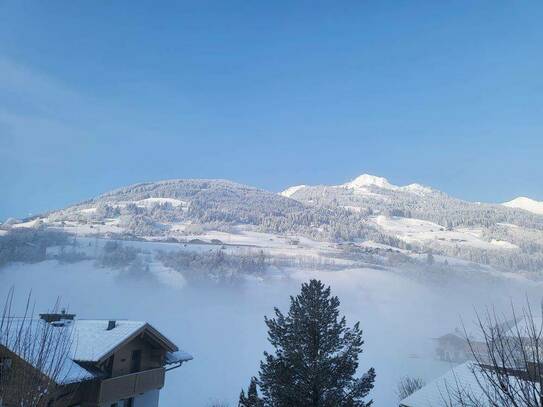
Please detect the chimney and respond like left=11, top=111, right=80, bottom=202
left=107, top=320, right=116, bottom=331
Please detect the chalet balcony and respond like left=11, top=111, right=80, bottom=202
left=97, top=367, right=165, bottom=403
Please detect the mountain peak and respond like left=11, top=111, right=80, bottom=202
left=280, top=173, right=434, bottom=197
left=344, top=174, right=397, bottom=190
left=280, top=185, right=307, bottom=198
left=503, top=196, right=543, bottom=215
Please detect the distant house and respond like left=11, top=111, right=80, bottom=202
left=433, top=332, right=471, bottom=362
left=0, top=312, right=192, bottom=407
left=433, top=329, right=489, bottom=363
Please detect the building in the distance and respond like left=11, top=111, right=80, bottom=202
left=433, top=332, right=472, bottom=362
left=0, top=312, right=192, bottom=407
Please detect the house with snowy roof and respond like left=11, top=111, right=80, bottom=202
left=399, top=361, right=540, bottom=407
left=0, top=311, right=192, bottom=407
left=433, top=330, right=488, bottom=363
left=399, top=362, right=489, bottom=407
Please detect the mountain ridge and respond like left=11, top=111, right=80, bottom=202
left=3, top=174, right=543, bottom=273
left=281, top=173, right=436, bottom=197
left=503, top=196, right=543, bottom=215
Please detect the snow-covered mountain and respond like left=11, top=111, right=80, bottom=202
left=339, top=173, right=433, bottom=195
left=343, top=174, right=397, bottom=190
left=3, top=174, right=543, bottom=274
left=277, top=174, right=543, bottom=272
left=503, top=196, right=543, bottom=215
left=280, top=185, right=307, bottom=198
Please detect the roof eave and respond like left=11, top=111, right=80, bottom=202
left=94, top=323, right=179, bottom=365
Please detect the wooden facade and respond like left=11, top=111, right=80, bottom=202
left=0, top=321, right=187, bottom=407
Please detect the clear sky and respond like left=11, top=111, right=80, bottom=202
left=1, top=1, right=542, bottom=220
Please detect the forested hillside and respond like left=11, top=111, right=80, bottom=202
left=3, top=175, right=543, bottom=273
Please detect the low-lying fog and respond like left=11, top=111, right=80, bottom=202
left=1, top=259, right=541, bottom=406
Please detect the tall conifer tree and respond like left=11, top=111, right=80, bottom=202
left=258, top=279, right=375, bottom=406
left=239, top=377, right=263, bottom=407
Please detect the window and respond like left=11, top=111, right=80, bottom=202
left=0, top=357, right=12, bottom=381
left=105, top=355, right=115, bottom=376
left=116, top=399, right=133, bottom=407
left=130, top=350, right=141, bottom=373
left=0, top=357, right=12, bottom=370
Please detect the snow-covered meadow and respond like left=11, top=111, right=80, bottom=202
left=1, top=254, right=540, bottom=406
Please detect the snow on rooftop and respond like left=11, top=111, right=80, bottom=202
left=59, top=358, right=98, bottom=384
left=503, top=315, right=543, bottom=339
left=401, top=361, right=540, bottom=407
left=0, top=318, right=186, bottom=385
left=71, top=319, right=147, bottom=362
left=0, top=319, right=97, bottom=385
left=400, top=362, right=489, bottom=407
left=165, top=350, right=194, bottom=364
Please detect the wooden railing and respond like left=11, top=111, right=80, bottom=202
left=97, top=367, right=165, bottom=403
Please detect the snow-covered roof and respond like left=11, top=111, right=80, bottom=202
left=71, top=320, right=147, bottom=362
left=400, top=361, right=539, bottom=407
left=400, top=362, right=489, bottom=407
left=165, top=350, right=194, bottom=365
left=1, top=317, right=187, bottom=385
left=59, top=358, right=98, bottom=384
left=0, top=319, right=96, bottom=385
left=503, top=315, right=543, bottom=339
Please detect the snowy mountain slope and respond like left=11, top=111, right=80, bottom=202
left=27, top=179, right=391, bottom=247
left=277, top=174, right=543, bottom=271
left=371, top=215, right=518, bottom=250
left=3, top=174, right=543, bottom=273
left=280, top=185, right=307, bottom=198
left=43, top=179, right=307, bottom=232
left=282, top=174, right=543, bottom=229
left=503, top=197, right=543, bottom=215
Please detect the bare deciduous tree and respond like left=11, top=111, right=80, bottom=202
left=397, top=376, right=425, bottom=400
left=0, top=288, right=73, bottom=407
left=444, top=300, right=543, bottom=406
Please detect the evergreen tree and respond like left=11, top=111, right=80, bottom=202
left=238, top=389, right=247, bottom=407
left=239, top=377, right=263, bottom=407
left=258, top=279, right=375, bottom=407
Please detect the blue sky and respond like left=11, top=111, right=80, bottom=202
left=1, top=1, right=542, bottom=219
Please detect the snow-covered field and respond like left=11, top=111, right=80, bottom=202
left=18, top=207, right=522, bottom=259
left=0, top=256, right=539, bottom=406
left=371, top=215, right=518, bottom=250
